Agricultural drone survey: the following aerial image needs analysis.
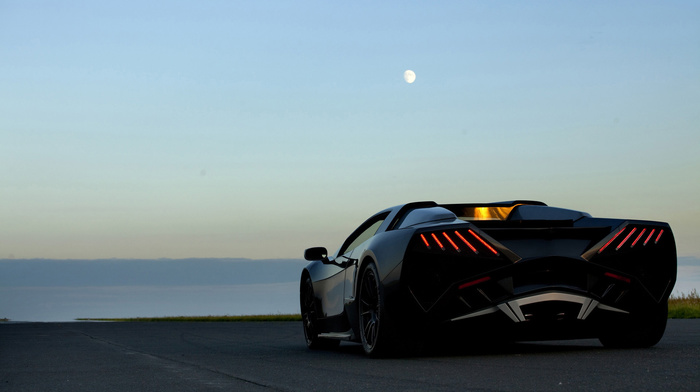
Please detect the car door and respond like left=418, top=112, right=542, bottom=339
left=319, top=212, right=388, bottom=320
left=341, top=214, right=388, bottom=306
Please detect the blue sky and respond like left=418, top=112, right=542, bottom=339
left=1, top=1, right=698, bottom=260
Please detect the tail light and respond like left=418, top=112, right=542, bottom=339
left=604, top=272, right=631, bottom=284
left=458, top=276, right=491, bottom=290
left=597, top=224, right=665, bottom=254
left=419, top=229, right=500, bottom=256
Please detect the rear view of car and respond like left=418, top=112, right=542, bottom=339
left=400, top=203, right=675, bottom=348
left=301, top=201, right=676, bottom=357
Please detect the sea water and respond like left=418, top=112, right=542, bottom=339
left=0, top=282, right=299, bottom=322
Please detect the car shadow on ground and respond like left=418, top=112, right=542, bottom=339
left=325, top=338, right=607, bottom=359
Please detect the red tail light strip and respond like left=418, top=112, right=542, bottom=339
left=615, top=228, right=637, bottom=250
left=655, top=229, right=664, bottom=244
left=604, top=272, right=631, bottom=284
left=454, top=231, right=478, bottom=253
left=598, top=228, right=626, bottom=253
left=458, top=276, right=491, bottom=290
left=643, top=229, right=656, bottom=246
left=631, top=228, right=646, bottom=248
left=430, top=233, right=445, bottom=250
left=419, top=229, right=499, bottom=256
left=442, top=232, right=460, bottom=252
left=420, top=234, right=431, bottom=249
left=468, top=229, right=499, bottom=255
left=598, top=225, right=667, bottom=254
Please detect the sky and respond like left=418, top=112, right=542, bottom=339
left=1, top=1, right=699, bottom=260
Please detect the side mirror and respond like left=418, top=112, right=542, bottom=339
left=304, top=247, right=328, bottom=261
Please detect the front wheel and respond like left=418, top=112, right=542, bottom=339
left=300, top=276, right=339, bottom=350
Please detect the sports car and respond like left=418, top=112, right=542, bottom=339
left=300, top=201, right=676, bottom=356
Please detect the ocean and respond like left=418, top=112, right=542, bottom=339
left=0, top=283, right=300, bottom=322
left=0, top=258, right=307, bottom=322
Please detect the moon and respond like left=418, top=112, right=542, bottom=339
left=403, top=69, right=416, bottom=84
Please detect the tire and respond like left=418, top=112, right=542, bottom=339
left=358, top=263, right=396, bottom=357
left=300, top=276, right=340, bottom=350
left=599, top=301, right=668, bottom=348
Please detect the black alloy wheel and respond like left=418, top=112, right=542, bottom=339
left=358, top=263, right=388, bottom=356
left=300, top=276, right=338, bottom=349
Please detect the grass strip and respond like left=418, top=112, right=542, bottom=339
left=58, top=290, right=696, bottom=322
left=668, top=289, right=700, bottom=319
left=76, top=314, right=302, bottom=322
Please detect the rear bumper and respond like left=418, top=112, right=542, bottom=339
left=450, top=290, right=627, bottom=323
left=399, top=256, right=673, bottom=328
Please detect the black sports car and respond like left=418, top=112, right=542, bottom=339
left=300, top=201, right=676, bottom=356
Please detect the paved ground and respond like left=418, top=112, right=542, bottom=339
left=1, top=320, right=698, bottom=391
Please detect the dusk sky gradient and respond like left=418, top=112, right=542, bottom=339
left=2, top=1, right=699, bottom=260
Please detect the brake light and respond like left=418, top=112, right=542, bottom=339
left=655, top=229, right=664, bottom=244
left=468, top=230, right=499, bottom=256
left=604, top=272, right=631, bottom=284
left=454, top=231, right=478, bottom=253
left=458, top=276, right=491, bottom=290
left=598, top=228, right=625, bottom=253
left=418, top=229, right=500, bottom=256
left=442, top=232, right=460, bottom=252
left=631, top=228, right=646, bottom=248
left=420, top=234, right=431, bottom=248
left=616, top=228, right=637, bottom=250
left=597, top=225, right=667, bottom=254
left=431, top=233, right=445, bottom=250
left=643, top=229, right=656, bottom=246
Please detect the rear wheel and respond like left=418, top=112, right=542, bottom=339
left=300, top=276, right=339, bottom=350
left=599, top=301, right=668, bottom=348
left=358, top=263, right=395, bottom=357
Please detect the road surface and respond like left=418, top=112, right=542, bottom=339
left=1, top=320, right=698, bottom=391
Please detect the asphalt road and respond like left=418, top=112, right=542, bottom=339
left=1, top=320, right=698, bottom=392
